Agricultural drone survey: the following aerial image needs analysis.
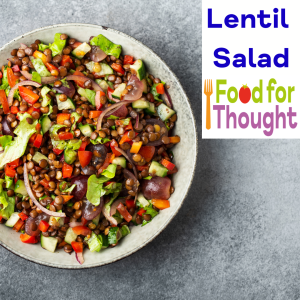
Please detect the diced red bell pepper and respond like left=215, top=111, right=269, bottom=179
left=39, top=178, right=50, bottom=188
left=138, top=146, right=155, bottom=162
left=81, top=217, right=88, bottom=226
left=95, top=91, right=105, bottom=110
left=137, top=165, right=149, bottom=172
left=8, top=158, right=20, bottom=169
left=58, top=132, right=74, bottom=140
left=119, top=131, right=137, bottom=145
left=98, top=153, right=112, bottom=174
left=71, top=241, right=83, bottom=253
left=89, top=111, right=102, bottom=119
left=61, top=195, right=74, bottom=203
left=33, top=134, right=43, bottom=148
left=29, top=133, right=37, bottom=144
left=109, top=153, right=115, bottom=163
left=20, top=233, right=38, bottom=244
left=38, top=220, right=50, bottom=232
left=111, top=63, right=125, bottom=75
left=78, top=151, right=93, bottom=168
left=53, top=148, right=64, bottom=155
left=137, top=208, right=146, bottom=216
left=45, top=62, right=58, bottom=73
left=0, top=71, right=2, bottom=79
left=19, top=86, right=39, bottom=105
left=5, top=166, right=16, bottom=178
left=161, top=159, right=175, bottom=171
left=124, top=120, right=133, bottom=131
left=151, top=199, right=170, bottom=210
left=123, top=55, right=134, bottom=65
left=72, top=226, right=92, bottom=236
left=130, top=141, right=143, bottom=154
left=7, top=68, right=19, bottom=88
left=60, top=55, right=75, bottom=69
left=18, top=212, right=29, bottom=221
left=57, top=113, right=71, bottom=125
left=33, top=50, right=47, bottom=64
left=12, top=65, right=20, bottom=72
left=0, top=90, right=10, bottom=114
left=26, top=106, right=41, bottom=116
left=125, top=199, right=135, bottom=210
left=10, top=106, right=19, bottom=114
left=35, top=123, right=41, bottom=131
left=62, top=162, right=73, bottom=178
left=156, top=83, right=165, bottom=95
left=110, top=139, right=122, bottom=157
left=78, top=140, right=88, bottom=151
left=13, top=219, right=24, bottom=232
left=117, top=203, right=132, bottom=222
left=73, top=70, right=86, bottom=88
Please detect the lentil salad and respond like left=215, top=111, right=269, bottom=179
left=0, top=33, right=180, bottom=264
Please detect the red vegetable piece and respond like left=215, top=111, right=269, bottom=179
left=72, top=226, right=92, bottom=236
left=38, top=220, right=50, bottom=232
left=8, top=158, right=20, bottom=169
left=53, top=148, right=64, bottom=155
left=123, top=55, right=134, bottom=65
left=125, top=199, right=135, bottom=210
left=62, top=162, right=73, bottom=178
left=116, top=203, right=132, bottom=222
left=78, top=151, right=93, bottom=168
left=161, top=159, right=175, bottom=171
left=138, top=146, right=155, bottom=162
left=71, top=241, right=83, bottom=253
left=0, top=90, right=9, bottom=114
left=111, top=63, right=125, bottom=75
left=58, top=132, right=74, bottom=140
left=19, top=86, right=40, bottom=104
left=33, top=134, right=43, bottom=148
left=5, top=166, right=16, bottom=178
left=78, top=140, right=88, bottom=151
left=110, top=139, right=122, bottom=157
left=18, top=212, right=29, bottom=221
left=20, top=233, right=38, bottom=244
left=13, top=219, right=24, bottom=232
left=137, top=208, right=146, bottom=216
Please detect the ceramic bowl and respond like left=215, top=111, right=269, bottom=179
left=0, top=23, right=197, bottom=268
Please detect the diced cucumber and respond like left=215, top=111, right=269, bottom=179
left=79, top=124, right=93, bottom=137
left=92, top=214, right=101, bottom=226
left=98, top=234, right=109, bottom=249
left=31, top=58, right=51, bottom=77
left=32, top=152, right=48, bottom=164
left=144, top=102, right=156, bottom=115
left=149, top=161, right=168, bottom=177
left=72, top=42, right=91, bottom=59
left=5, top=212, right=20, bottom=228
left=157, top=103, right=176, bottom=121
left=64, top=227, right=78, bottom=244
left=14, top=180, right=28, bottom=196
left=132, top=99, right=150, bottom=110
left=121, top=225, right=130, bottom=237
left=137, top=193, right=150, bottom=207
left=87, top=232, right=102, bottom=252
left=112, top=83, right=126, bottom=100
left=141, top=78, right=148, bottom=93
left=112, top=157, right=126, bottom=169
left=132, top=212, right=138, bottom=226
left=95, top=79, right=109, bottom=93
left=64, top=149, right=77, bottom=165
left=56, top=94, right=75, bottom=110
left=77, top=87, right=96, bottom=106
left=40, top=115, right=51, bottom=134
left=41, top=234, right=58, bottom=253
left=85, top=62, right=113, bottom=76
left=130, top=59, right=146, bottom=80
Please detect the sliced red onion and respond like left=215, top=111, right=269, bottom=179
left=145, top=119, right=168, bottom=146
left=24, top=163, right=66, bottom=217
left=8, top=80, right=42, bottom=106
left=69, top=221, right=83, bottom=228
left=115, top=147, right=138, bottom=179
left=102, top=205, right=118, bottom=226
left=90, top=46, right=107, bottom=62
left=65, top=75, right=103, bottom=92
left=59, top=153, right=65, bottom=163
left=53, top=80, right=75, bottom=98
left=135, top=113, right=139, bottom=130
left=20, top=71, right=58, bottom=85
left=163, top=86, right=173, bottom=109
left=75, top=252, right=84, bottom=265
left=95, top=91, right=101, bottom=110
left=123, top=75, right=144, bottom=101
left=20, top=43, right=28, bottom=50
left=105, top=104, right=127, bottom=118
left=110, top=199, right=126, bottom=216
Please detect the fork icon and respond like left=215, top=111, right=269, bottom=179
left=204, top=79, right=213, bottom=130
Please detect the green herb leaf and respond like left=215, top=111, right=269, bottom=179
left=101, top=164, right=117, bottom=179
left=86, top=175, right=111, bottom=206
left=107, top=115, right=119, bottom=120
left=32, top=72, right=42, bottom=84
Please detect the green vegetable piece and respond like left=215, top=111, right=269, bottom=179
left=0, top=135, right=12, bottom=149
left=89, top=136, right=111, bottom=145
left=151, top=83, right=163, bottom=102
left=41, top=86, right=51, bottom=107
left=87, top=232, right=102, bottom=252
left=101, top=164, right=117, bottom=178
left=90, top=34, right=122, bottom=58
left=38, top=43, right=50, bottom=51
left=121, top=225, right=130, bottom=237
left=86, top=175, right=111, bottom=206
left=0, top=113, right=37, bottom=169
left=130, top=59, right=146, bottom=80
left=4, top=176, right=13, bottom=189
left=32, top=71, right=41, bottom=84
left=50, top=33, right=67, bottom=57
left=31, top=58, right=51, bottom=77
left=70, top=112, right=81, bottom=131
left=0, top=66, right=9, bottom=90
left=77, top=87, right=96, bottom=106
left=0, top=180, right=15, bottom=220
left=108, top=227, right=122, bottom=245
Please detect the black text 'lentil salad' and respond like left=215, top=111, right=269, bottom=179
left=0, top=33, right=180, bottom=264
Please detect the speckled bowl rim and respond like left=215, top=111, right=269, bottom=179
left=0, top=23, right=198, bottom=269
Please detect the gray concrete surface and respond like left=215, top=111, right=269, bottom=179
left=0, top=1, right=299, bottom=299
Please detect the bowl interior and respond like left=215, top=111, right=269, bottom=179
left=0, top=23, right=197, bottom=268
